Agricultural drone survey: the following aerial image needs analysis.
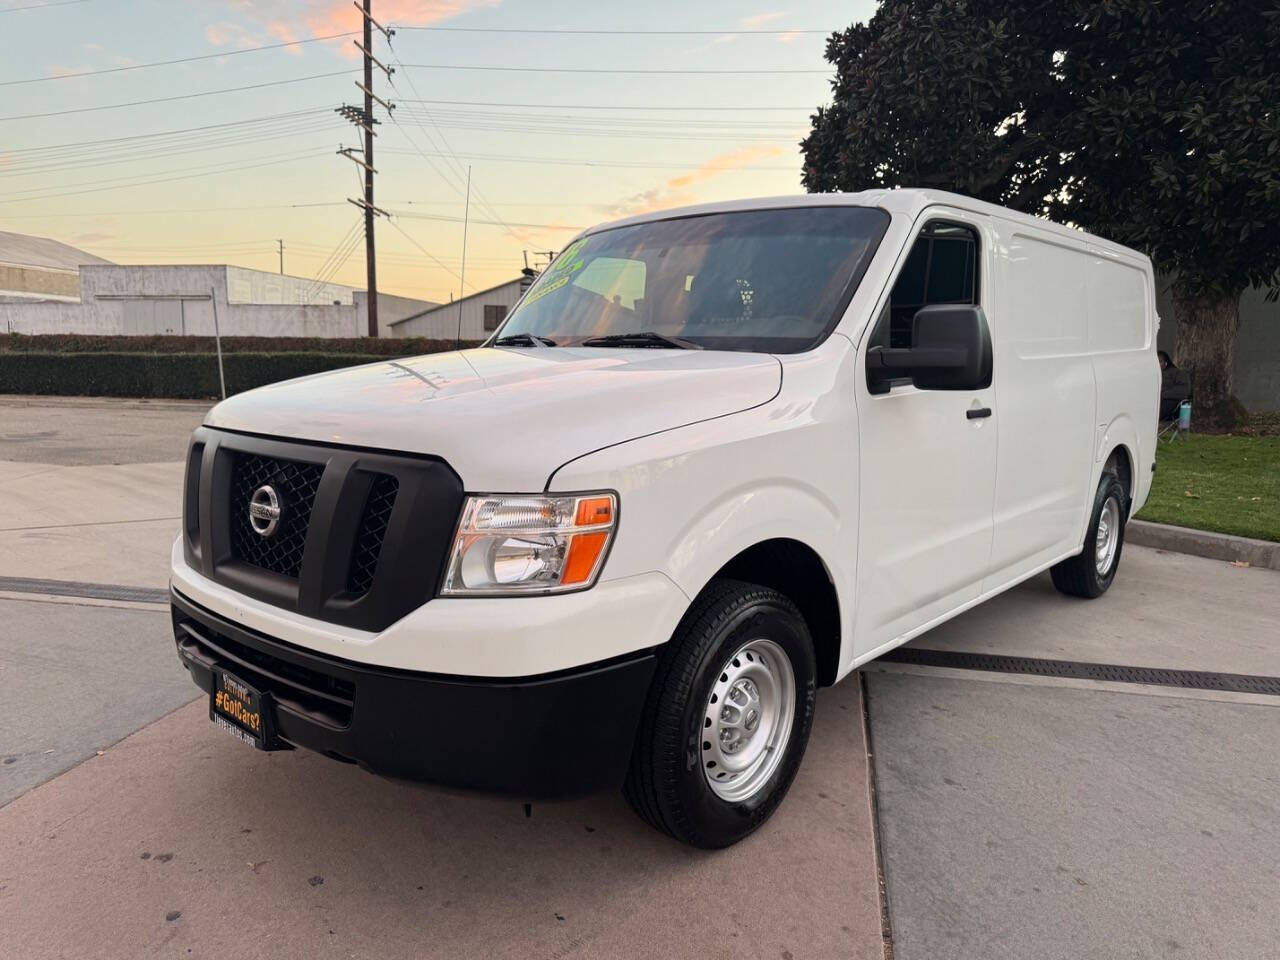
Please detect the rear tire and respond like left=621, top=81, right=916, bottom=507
left=1050, top=472, right=1129, bottom=598
left=623, top=579, right=816, bottom=848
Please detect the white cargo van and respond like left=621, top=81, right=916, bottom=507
left=171, top=189, right=1158, bottom=847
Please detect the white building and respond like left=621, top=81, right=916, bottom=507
left=1, top=261, right=435, bottom=339
left=387, top=277, right=527, bottom=341
left=0, top=229, right=112, bottom=303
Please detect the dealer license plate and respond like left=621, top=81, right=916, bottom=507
left=210, top=669, right=273, bottom=750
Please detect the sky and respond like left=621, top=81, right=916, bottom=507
left=0, top=0, right=876, bottom=304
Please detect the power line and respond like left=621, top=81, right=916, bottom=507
left=378, top=142, right=797, bottom=172
left=0, top=118, right=337, bottom=178
left=0, top=107, right=335, bottom=155
left=0, top=0, right=90, bottom=11
left=0, top=150, right=329, bottom=204
left=394, top=98, right=813, bottom=111
left=0, top=201, right=347, bottom=219
left=385, top=217, right=472, bottom=291
left=388, top=208, right=581, bottom=231
left=398, top=63, right=827, bottom=75
left=0, top=33, right=360, bottom=86
left=385, top=43, right=535, bottom=247
left=391, top=25, right=831, bottom=35
left=391, top=116, right=800, bottom=143
left=0, top=71, right=352, bottom=121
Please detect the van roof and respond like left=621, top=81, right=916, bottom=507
left=585, top=188, right=1148, bottom=265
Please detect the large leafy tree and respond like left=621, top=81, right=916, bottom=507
left=802, top=0, right=1280, bottom=426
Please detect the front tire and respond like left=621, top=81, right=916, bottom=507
left=623, top=579, right=816, bottom=848
left=1050, top=471, right=1129, bottom=598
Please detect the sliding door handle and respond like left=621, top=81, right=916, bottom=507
left=966, top=407, right=992, bottom=420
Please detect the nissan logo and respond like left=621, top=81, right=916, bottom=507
left=248, top=484, right=282, bottom=537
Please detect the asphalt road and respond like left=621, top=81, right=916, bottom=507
left=3, top=395, right=1278, bottom=958
left=0, top=596, right=196, bottom=806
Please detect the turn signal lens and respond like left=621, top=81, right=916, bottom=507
left=441, top=492, right=617, bottom=596
left=562, top=531, right=609, bottom=585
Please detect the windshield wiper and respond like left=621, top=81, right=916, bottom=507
left=492, top=333, right=558, bottom=347
left=579, top=331, right=703, bottom=350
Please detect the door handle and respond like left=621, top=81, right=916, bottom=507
left=966, top=407, right=992, bottom=420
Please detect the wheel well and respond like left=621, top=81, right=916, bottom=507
left=712, top=538, right=841, bottom=687
left=1105, top=444, right=1134, bottom=510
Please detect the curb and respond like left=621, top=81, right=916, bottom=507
left=1126, top=519, right=1280, bottom=571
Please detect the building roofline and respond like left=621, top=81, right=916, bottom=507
left=389, top=276, right=524, bottom=326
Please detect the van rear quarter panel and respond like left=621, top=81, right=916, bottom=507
left=1084, top=243, right=1158, bottom=515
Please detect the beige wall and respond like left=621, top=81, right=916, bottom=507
left=0, top=264, right=79, bottom=299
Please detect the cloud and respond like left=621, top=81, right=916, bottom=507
left=293, top=0, right=500, bottom=56
left=71, top=232, right=115, bottom=245
left=741, top=11, right=784, bottom=28
left=206, top=0, right=498, bottom=59
left=45, top=63, right=92, bottom=78
left=205, top=22, right=239, bottom=46
left=267, top=20, right=302, bottom=52
left=609, top=145, right=786, bottom=218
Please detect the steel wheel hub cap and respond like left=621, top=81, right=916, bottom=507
left=1096, top=495, right=1120, bottom=576
left=702, top=637, right=796, bottom=803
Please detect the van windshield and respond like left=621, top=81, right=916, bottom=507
left=493, top=206, right=890, bottom=354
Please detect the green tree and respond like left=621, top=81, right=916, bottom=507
left=802, top=0, right=1280, bottom=426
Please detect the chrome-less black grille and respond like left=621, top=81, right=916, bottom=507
left=183, top=428, right=464, bottom=632
left=229, top=454, right=324, bottom=579
left=348, top=473, right=398, bottom=595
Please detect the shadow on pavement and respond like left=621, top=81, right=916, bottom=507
left=0, top=678, right=880, bottom=960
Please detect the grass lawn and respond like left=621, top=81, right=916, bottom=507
left=1137, top=433, right=1280, bottom=542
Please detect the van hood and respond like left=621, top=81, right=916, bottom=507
left=204, top=347, right=781, bottom=489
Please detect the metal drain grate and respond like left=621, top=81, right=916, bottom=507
left=0, top=576, right=168, bottom=605
left=879, top=647, right=1280, bottom=697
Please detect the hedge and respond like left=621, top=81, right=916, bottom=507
left=0, top=352, right=412, bottom=399
left=0, top=333, right=478, bottom=356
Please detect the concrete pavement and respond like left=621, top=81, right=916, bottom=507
left=0, top=395, right=209, bottom=465
left=4, top=395, right=1280, bottom=959
left=0, top=395, right=206, bottom=587
left=0, top=675, right=881, bottom=960
left=866, top=673, right=1280, bottom=960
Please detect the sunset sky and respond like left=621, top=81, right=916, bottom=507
left=1, top=0, right=875, bottom=303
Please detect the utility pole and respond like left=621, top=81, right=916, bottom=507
left=455, top=165, right=471, bottom=348
left=277, top=239, right=284, bottom=275
left=339, top=0, right=394, bottom=337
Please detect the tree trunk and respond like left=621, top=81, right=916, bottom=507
left=1171, top=287, right=1243, bottom=429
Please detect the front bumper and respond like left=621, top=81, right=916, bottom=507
left=172, top=589, right=657, bottom=798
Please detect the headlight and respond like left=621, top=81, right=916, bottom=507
left=441, top=492, right=617, bottom=596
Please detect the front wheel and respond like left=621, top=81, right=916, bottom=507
left=623, top=579, right=816, bottom=848
left=1050, top=471, right=1129, bottom=598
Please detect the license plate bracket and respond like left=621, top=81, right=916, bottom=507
left=210, top=669, right=281, bottom=751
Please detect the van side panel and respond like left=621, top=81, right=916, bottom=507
left=1085, top=245, right=1159, bottom=516
left=986, top=225, right=1098, bottom=586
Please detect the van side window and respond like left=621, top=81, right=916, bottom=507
left=870, top=222, right=979, bottom=350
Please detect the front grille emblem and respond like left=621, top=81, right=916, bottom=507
left=248, top=484, right=282, bottom=537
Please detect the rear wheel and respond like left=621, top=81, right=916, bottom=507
left=1050, top=471, right=1129, bottom=598
left=623, top=579, right=816, bottom=848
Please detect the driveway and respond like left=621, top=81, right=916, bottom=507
left=2, top=396, right=1277, bottom=959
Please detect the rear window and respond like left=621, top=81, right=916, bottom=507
left=495, top=206, right=891, bottom=353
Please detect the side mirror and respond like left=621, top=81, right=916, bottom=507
left=867, top=304, right=992, bottom=393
